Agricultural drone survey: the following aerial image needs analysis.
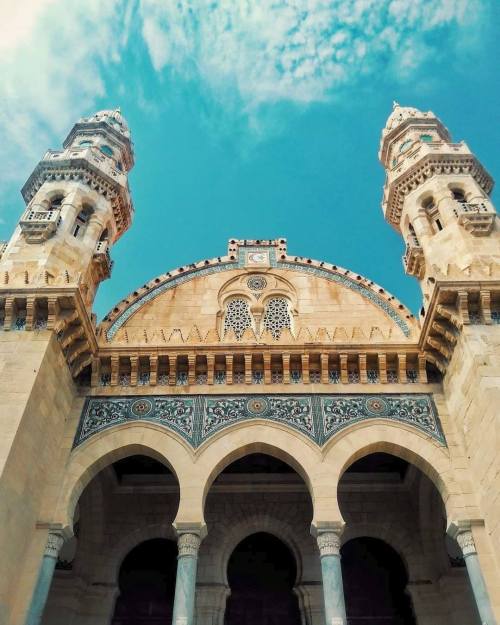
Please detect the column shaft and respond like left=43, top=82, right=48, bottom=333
left=25, top=531, right=63, bottom=625
left=317, top=532, right=347, bottom=625
left=172, top=533, right=201, bottom=625
left=457, top=530, right=497, bottom=625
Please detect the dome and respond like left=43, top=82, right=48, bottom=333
left=83, top=108, right=130, bottom=138
left=384, top=101, right=434, bottom=131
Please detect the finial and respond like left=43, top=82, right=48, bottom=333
left=393, top=100, right=400, bottom=110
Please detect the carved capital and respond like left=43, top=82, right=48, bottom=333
left=316, top=531, right=341, bottom=557
left=44, top=531, right=64, bottom=559
left=456, top=530, right=477, bottom=557
left=178, top=532, right=202, bottom=558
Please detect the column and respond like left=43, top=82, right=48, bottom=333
left=25, top=530, right=64, bottom=625
left=172, top=532, right=202, bottom=625
left=316, top=531, right=347, bottom=625
left=455, top=529, right=497, bottom=625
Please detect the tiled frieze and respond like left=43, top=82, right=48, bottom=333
left=74, top=393, right=445, bottom=449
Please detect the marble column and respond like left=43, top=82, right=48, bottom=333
left=456, top=529, right=497, bottom=625
left=25, top=530, right=64, bottom=625
left=316, top=531, right=347, bottom=625
left=172, top=532, right=202, bottom=625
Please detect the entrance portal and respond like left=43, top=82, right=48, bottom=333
left=224, top=532, right=301, bottom=625
left=111, top=538, right=177, bottom=625
left=341, top=537, right=416, bottom=625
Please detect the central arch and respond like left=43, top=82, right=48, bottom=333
left=224, top=532, right=302, bottom=625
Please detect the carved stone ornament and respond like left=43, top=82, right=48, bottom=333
left=178, top=533, right=202, bottom=558
left=316, top=531, right=341, bottom=557
left=44, top=531, right=64, bottom=559
left=456, top=530, right=477, bottom=557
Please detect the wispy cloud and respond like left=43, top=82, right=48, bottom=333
left=139, top=0, right=485, bottom=109
left=0, top=0, right=488, bottom=201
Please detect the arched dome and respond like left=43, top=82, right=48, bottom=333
left=82, top=108, right=130, bottom=138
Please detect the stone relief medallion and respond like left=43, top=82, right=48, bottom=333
left=246, top=251, right=269, bottom=266
left=364, top=397, right=388, bottom=415
left=247, top=275, right=267, bottom=291
left=130, top=398, right=153, bottom=417
left=246, top=397, right=269, bottom=415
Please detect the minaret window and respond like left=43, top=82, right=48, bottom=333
left=420, top=134, right=433, bottom=142
left=451, top=188, right=466, bottom=202
left=49, top=196, right=64, bottom=211
left=223, top=298, right=253, bottom=340
left=72, top=205, right=93, bottom=238
left=100, top=145, right=113, bottom=157
left=422, top=197, right=443, bottom=232
left=399, top=139, right=413, bottom=153
left=79, top=140, right=93, bottom=147
left=263, top=297, right=292, bottom=340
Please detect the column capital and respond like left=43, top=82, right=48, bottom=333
left=177, top=533, right=203, bottom=558
left=44, top=530, right=64, bottom=559
left=456, top=529, right=477, bottom=557
left=316, top=531, right=341, bottom=557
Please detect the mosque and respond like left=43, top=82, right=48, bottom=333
left=0, top=103, right=499, bottom=625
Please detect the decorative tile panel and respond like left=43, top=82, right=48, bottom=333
left=74, top=393, right=445, bottom=449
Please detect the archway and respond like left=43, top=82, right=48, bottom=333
left=341, top=537, right=415, bottom=625
left=111, top=538, right=177, bottom=625
left=225, top=532, right=301, bottom=625
left=337, top=452, right=478, bottom=625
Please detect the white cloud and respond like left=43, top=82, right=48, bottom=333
left=0, top=0, right=487, bottom=204
left=139, top=0, right=484, bottom=108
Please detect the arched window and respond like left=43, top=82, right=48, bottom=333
left=79, top=140, right=93, bottom=148
left=263, top=297, right=292, bottom=340
left=420, top=133, right=433, bottom=142
left=49, top=195, right=64, bottom=211
left=100, top=144, right=113, bottom=157
left=72, top=205, right=93, bottom=238
left=422, top=196, right=443, bottom=232
left=451, top=188, right=466, bottom=202
left=223, top=298, right=253, bottom=340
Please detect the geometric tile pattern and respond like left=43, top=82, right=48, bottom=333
left=74, top=393, right=445, bottom=449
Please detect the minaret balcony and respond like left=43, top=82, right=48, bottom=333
left=453, top=201, right=496, bottom=235
left=93, top=240, right=113, bottom=280
left=19, top=207, right=61, bottom=243
left=402, top=235, right=425, bottom=278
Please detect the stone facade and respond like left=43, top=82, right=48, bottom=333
left=0, top=104, right=498, bottom=625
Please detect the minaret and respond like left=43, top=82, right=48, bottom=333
left=0, top=110, right=135, bottom=621
left=0, top=108, right=134, bottom=310
left=379, top=105, right=500, bottom=591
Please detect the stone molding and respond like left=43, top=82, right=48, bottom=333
left=316, top=531, right=341, bottom=557
left=45, top=531, right=64, bottom=559
left=73, top=393, right=446, bottom=449
left=178, top=533, right=202, bottom=558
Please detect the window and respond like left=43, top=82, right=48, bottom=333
left=49, top=196, right=64, bottom=210
left=79, top=140, right=93, bottom=147
left=420, top=134, right=433, bottom=142
left=72, top=205, right=93, bottom=238
left=263, top=297, right=292, bottom=340
left=100, top=145, right=113, bottom=157
left=451, top=188, right=466, bottom=202
left=422, top=196, right=443, bottom=232
left=399, top=139, right=413, bottom=153
left=223, top=298, right=253, bottom=340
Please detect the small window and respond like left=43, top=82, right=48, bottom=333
left=392, top=157, right=397, bottom=167
left=49, top=196, right=64, bottom=210
left=72, top=205, right=93, bottom=238
left=399, top=139, right=413, bottom=153
left=451, top=188, right=466, bottom=202
left=100, top=145, right=113, bottom=157
left=79, top=140, right=93, bottom=147
left=420, top=134, right=433, bottom=142
left=422, top=197, right=435, bottom=211
left=116, top=161, right=123, bottom=171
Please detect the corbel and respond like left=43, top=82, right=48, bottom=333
left=301, top=354, right=310, bottom=384
left=282, top=353, right=290, bottom=384
left=397, top=353, right=407, bottom=384
left=168, top=354, right=177, bottom=386
left=187, top=354, right=196, bottom=386
left=418, top=353, right=428, bottom=384
left=480, top=290, right=492, bottom=324
left=149, top=354, right=158, bottom=386
left=359, top=353, right=367, bottom=384
left=25, top=296, right=36, bottom=331
left=226, top=354, right=233, bottom=385
left=130, top=355, right=138, bottom=386
left=457, top=291, right=470, bottom=325
left=110, top=354, right=119, bottom=386
left=378, top=353, right=387, bottom=384
left=263, top=353, right=271, bottom=385
left=207, top=354, right=215, bottom=385
left=339, top=353, right=348, bottom=384
left=244, top=353, right=252, bottom=385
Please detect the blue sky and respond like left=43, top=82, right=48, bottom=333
left=1, top=0, right=499, bottom=319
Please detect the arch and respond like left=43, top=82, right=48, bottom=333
left=214, top=514, right=305, bottom=587
left=321, top=421, right=463, bottom=523
left=190, top=423, right=321, bottom=523
left=101, top=523, right=177, bottom=586
left=55, top=423, right=193, bottom=532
